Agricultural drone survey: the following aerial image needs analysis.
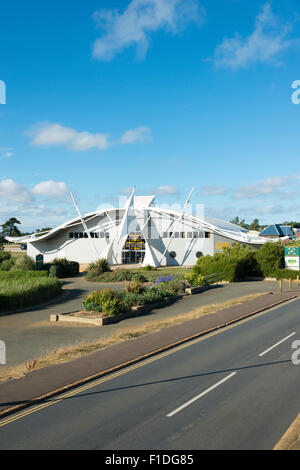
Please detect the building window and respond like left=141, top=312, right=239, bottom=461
left=187, top=232, right=192, bottom=238
left=169, top=251, right=176, bottom=259
left=163, top=232, right=168, bottom=238
left=205, top=232, right=210, bottom=238
left=69, top=233, right=74, bottom=239
left=174, top=232, right=179, bottom=238
left=196, top=251, right=203, bottom=258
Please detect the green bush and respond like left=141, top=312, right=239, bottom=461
left=131, top=273, right=147, bottom=283
left=125, top=280, right=145, bottom=294
left=272, top=269, right=300, bottom=280
left=255, top=242, right=284, bottom=276
left=82, top=288, right=118, bottom=311
left=102, top=298, right=123, bottom=316
left=83, top=301, right=102, bottom=312
left=141, top=265, right=158, bottom=271
left=13, top=255, right=35, bottom=271
left=184, top=272, right=208, bottom=286
left=51, top=258, right=79, bottom=277
left=0, top=251, right=11, bottom=263
left=0, top=258, right=15, bottom=271
left=122, top=292, right=143, bottom=309
left=49, top=264, right=61, bottom=278
left=86, top=258, right=111, bottom=279
left=194, top=243, right=261, bottom=282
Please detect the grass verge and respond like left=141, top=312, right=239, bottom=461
left=0, top=292, right=270, bottom=382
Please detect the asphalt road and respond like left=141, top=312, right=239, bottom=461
left=1, top=297, right=300, bottom=450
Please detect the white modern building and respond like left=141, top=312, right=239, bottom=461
left=6, top=191, right=269, bottom=268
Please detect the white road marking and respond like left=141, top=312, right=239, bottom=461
left=166, top=372, right=237, bottom=418
left=258, top=332, right=296, bottom=357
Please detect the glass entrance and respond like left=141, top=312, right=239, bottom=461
left=122, top=233, right=145, bottom=264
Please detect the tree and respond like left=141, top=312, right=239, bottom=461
left=36, top=227, right=52, bottom=234
left=249, top=218, right=261, bottom=231
left=1, top=218, right=21, bottom=237
left=230, top=217, right=249, bottom=230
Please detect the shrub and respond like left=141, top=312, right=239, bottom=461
left=83, top=301, right=102, bottom=313
left=86, top=258, right=111, bottom=279
left=13, top=255, right=35, bottom=271
left=141, top=265, right=157, bottom=271
left=82, top=288, right=116, bottom=310
left=125, top=280, right=145, bottom=294
left=121, top=292, right=142, bottom=309
left=184, top=272, right=208, bottom=286
left=51, top=258, right=79, bottom=277
left=255, top=242, right=284, bottom=276
left=0, top=258, right=15, bottom=271
left=0, top=251, right=11, bottom=263
left=193, top=243, right=261, bottom=282
left=131, top=273, right=147, bottom=283
left=272, top=269, right=300, bottom=280
left=102, top=298, right=123, bottom=316
left=49, top=264, right=61, bottom=278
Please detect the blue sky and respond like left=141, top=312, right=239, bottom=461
left=1, top=0, right=300, bottom=231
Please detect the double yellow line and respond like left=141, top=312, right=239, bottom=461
left=0, top=334, right=207, bottom=429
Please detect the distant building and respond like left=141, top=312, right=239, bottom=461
left=259, top=224, right=294, bottom=239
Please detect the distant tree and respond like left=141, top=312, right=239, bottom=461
left=36, top=227, right=52, bottom=234
left=230, top=217, right=249, bottom=230
left=1, top=218, right=21, bottom=237
left=249, top=218, right=261, bottom=231
left=282, top=221, right=300, bottom=229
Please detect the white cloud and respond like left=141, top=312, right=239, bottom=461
left=0, top=179, right=33, bottom=203
left=120, top=126, right=152, bottom=144
left=0, top=148, right=14, bottom=159
left=31, top=181, right=69, bottom=201
left=92, top=0, right=203, bottom=61
left=199, top=185, right=226, bottom=196
left=154, top=185, right=179, bottom=195
left=28, top=122, right=152, bottom=152
left=213, top=2, right=293, bottom=69
left=234, top=175, right=295, bottom=199
left=29, top=123, right=110, bottom=152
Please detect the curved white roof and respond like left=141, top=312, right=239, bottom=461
left=6, top=196, right=269, bottom=246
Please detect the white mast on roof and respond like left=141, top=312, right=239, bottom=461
left=70, top=191, right=100, bottom=258
left=158, top=187, right=195, bottom=266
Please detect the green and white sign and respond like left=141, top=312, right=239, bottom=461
left=284, top=247, right=300, bottom=271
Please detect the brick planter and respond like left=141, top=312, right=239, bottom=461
left=50, top=295, right=183, bottom=326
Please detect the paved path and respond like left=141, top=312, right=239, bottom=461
left=0, top=276, right=282, bottom=367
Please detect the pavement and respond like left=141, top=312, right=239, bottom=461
left=0, top=275, right=285, bottom=367
left=0, top=281, right=299, bottom=422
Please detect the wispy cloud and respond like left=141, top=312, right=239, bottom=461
left=0, top=148, right=14, bottom=159
left=234, top=175, right=299, bottom=199
left=92, top=0, right=203, bottom=61
left=27, top=123, right=151, bottom=152
left=120, top=126, right=152, bottom=144
left=153, top=185, right=179, bottom=196
left=199, top=185, right=227, bottom=196
left=213, top=2, right=293, bottom=69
